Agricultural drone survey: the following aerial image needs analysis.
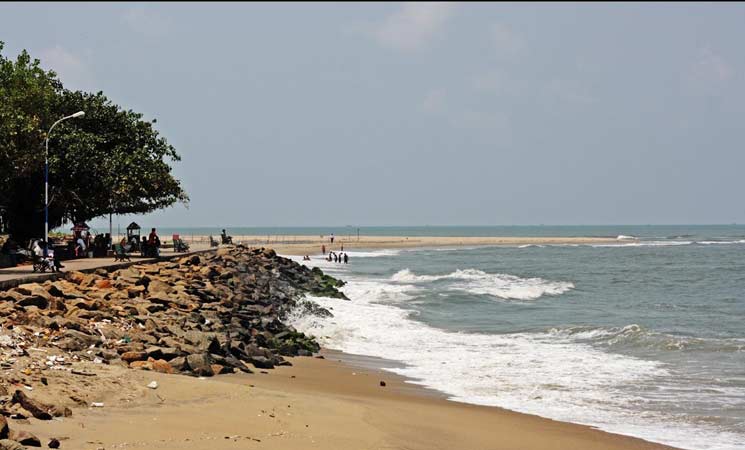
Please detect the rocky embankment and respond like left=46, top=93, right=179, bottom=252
left=0, top=245, right=345, bottom=448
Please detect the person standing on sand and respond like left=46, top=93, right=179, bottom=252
left=341, top=243, right=344, bottom=251
left=322, top=244, right=326, bottom=255
left=149, top=228, right=161, bottom=257
left=344, top=253, right=348, bottom=264
left=330, top=233, right=334, bottom=244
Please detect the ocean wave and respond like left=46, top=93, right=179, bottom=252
left=390, top=268, right=574, bottom=301
left=617, top=235, right=637, bottom=240
left=591, top=241, right=693, bottom=248
left=550, top=324, right=745, bottom=353
left=696, top=240, right=745, bottom=245
left=291, top=285, right=745, bottom=450
left=341, top=249, right=401, bottom=258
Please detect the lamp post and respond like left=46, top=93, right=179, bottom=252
left=44, top=111, right=85, bottom=255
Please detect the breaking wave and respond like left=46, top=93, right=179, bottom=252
left=390, top=268, right=574, bottom=301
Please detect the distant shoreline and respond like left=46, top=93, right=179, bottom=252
left=154, top=234, right=623, bottom=256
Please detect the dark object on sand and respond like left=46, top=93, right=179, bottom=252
left=380, top=381, right=386, bottom=387
left=11, top=390, right=53, bottom=420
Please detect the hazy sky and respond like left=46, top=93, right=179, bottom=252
left=2, top=2, right=744, bottom=227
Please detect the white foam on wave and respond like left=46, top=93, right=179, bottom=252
left=697, top=240, right=745, bottom=245
left=342, top=249, right=401, bottom=258
left=390, top=268, right=574, bottom=301
left=591, top=240, right=693, bottom=248
left=616, top=235, right=637, bottom=240
left=292, top=280, right=744, bottom=450
left=390, top=268, right=443, bottom=283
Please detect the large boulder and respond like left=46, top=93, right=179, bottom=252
left=186, top=353, right=215, bottom=377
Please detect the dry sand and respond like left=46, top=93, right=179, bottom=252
left=176, top=234, right=622, bottom=256
left=20, top=351, right=677, bottom=450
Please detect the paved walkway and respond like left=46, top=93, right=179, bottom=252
left=0, top=243, right=213, bottom=288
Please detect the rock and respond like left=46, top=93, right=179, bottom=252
left=94, top=279, right=111, bottom=289
left=168, top=357, right=188, bottom=372
left=210, top=364, right=231, bottom=375
left=147, top=381, right=158, bottom=389
left=47, top=281, right=86, bottom=299
left=48, top=405, right=72, bottom=418
left=145, top=346, right=167, bottom=360
left=186, top=353, right=215, bottom=377
left=0, top=416, right=7, bottom=439
left=48, top=438, right=60, bottom=448
left=183, top=331, right=220, bottom=353
left=55, top=330, right=100, bottom=351
left=8, top=430, right=40, bottom=447
left=121, top=351, right=147, bottom=363
left=64, top=271, right=86, bottom=284
left=147, top=280, right=172, bottom=294
left=247, top=356, right=274, bottom=369
left=129, top=361, right=153, bottom=370
left=151, top=359, right=175, bottom=374
left=0, top=439, right=26, bottom=450
left=11, top=391, right=53, bottom=420
left=380, top=381, right=386, bottom=387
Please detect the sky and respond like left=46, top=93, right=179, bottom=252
left=1, top=2, right=744, bottom=227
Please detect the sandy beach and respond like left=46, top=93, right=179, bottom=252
left=18, top=350, right=677, bottom=450
left=170, top=234, right=621, bottom=256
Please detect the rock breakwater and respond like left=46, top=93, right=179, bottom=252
left=0, top=245, right=346, bottom=448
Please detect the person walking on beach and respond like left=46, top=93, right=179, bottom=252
left=341, top=243, right=344, bottom=251
left=322, top=244, right=326, bottom=255
left=344, top=253, right=349, bottom=264
left=330, top=233, right=334, bottom=244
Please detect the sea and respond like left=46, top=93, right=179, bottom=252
left=272, top=225, right=744, bottom=450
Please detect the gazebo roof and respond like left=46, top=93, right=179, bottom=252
left=126, top=222, right=141, bottom=230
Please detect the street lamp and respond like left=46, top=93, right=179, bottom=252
left=44, top=111, right=85, bottom=255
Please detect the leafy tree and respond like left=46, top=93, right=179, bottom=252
left=0, top=42, right=188, bottom=241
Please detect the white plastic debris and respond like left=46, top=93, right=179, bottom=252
left=147, top=381, right=158, bottom=389
left=91, top=402, right=104, bottom=407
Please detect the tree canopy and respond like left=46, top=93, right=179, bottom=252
left=0, top=42, right=188, bottom=240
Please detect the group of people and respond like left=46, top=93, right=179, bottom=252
left=142, top=228, right=161, bottom=257
left=124, top=227, right=161, bottom=257
left=327, top=251, right=348, bottom=264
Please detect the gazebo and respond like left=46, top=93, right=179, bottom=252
left=126, top=222, right=141, bottom=250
